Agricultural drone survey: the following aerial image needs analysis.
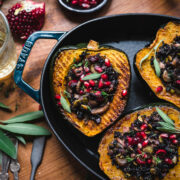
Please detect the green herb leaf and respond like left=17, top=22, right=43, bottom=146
left=101, top=91, right=108, bottom=96
left=139, top=39, right=164, bottom=69
left=126, top=157, right=134, bottom=162
left=60, top=95, right=71, bottom=113
left=153, top=156, right=162, bottom=164
left=87, top=105, right=91, bottom=111
left=139, top=48, right=154, bottom=69
left=74, top=62, right=83, bottom=67
left=153, top=58, right=161, bottom=77
left=0, top=123, right=51, bottom=136
left=82, top=73, right=102, bottom=81
left=156, top=107, right=174, bottom=126
left=64, top=90, right=71, bottom=98
left=84, top=60, right=89, bottom=67
left=15, top=135, right=26, bottom=145
left=0, top=102, right=11, bottom=110
left=0, top=130, right=16, bottom=159
left=1, top=111, right=44, bottom=124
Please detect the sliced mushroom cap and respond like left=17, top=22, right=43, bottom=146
left=115, top=158, right=127, bottom=167
left=89, top=100, right=98, bottom=107
left=91, top=102, right=110, bottom=115
left=73, top=67, right=83, bottom=77
left=162, top=70, right=171, bottom=82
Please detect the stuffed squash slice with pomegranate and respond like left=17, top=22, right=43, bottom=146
left=134, top=22, right=180, bottom=108
left=52, top=40, right=131, bottom=136
left=98, top=104, right=180, bottom=180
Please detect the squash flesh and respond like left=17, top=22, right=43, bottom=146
left=53, top=47, right=130, bottom=136
left=98, top=105, right=180, bottom=180
left=135, top=22, right=180, bottom=108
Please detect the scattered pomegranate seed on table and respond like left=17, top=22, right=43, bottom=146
left=121, top=89, right=127, bottom=97
left=6, top=0, right=45, bottom=40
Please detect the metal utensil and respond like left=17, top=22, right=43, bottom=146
left=30, top=137, right=46, bottom=180
left=0, top=151, right=10, bottom=180
left=10, top=139, right=20, bottom=180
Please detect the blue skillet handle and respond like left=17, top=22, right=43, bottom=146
left=14, top=31, right=66, bottom=104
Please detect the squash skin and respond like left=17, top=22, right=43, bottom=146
left=52, top=44, right=131, bottom=137
left=98, top=104, right=180, bottom=180
left=134, top=22, right=180, bottom=108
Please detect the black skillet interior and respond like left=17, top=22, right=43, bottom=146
left=41, top=14, right=180, bottom=179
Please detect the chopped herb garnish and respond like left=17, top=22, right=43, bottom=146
left=64, top=90, right=71, bottom=98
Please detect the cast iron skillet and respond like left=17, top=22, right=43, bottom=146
left=14, top=14, right=180, bottom=179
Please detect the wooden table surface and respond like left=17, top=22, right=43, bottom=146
left=0, top=0, right=180, bottom=179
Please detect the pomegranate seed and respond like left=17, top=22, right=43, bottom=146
left=165, top=158, right=172, bottom=164
left=137, top=149, right=142, bottom=154
left=84, top=81, right=90, bottom=88
left=57, top=102, right=61, bottom=106
left=122, top=90, right=127, bottom=97
left=81, top=3, right=90, bottom=8
left=79, top=90, right=84, bottom=95
left=55, top=95, right=61, bottom=100
left=160, top=133, right=168, bottom=138
left=172, top=139, right=178, bottom=144
left=140, top=132, right=147, bottom=139
left=105, top=58, right=111, bottom=67
left=95, top=91, right=101, bottom=97
left=104, top=81, right=111, bottom=86
left=136, top=158, right=146, bottom=165
left=101, top=74, right=108, bottom=80
left=147, top=159, right=152, bottom=164
left=156, top=86, right=163, bottom=93
left=86, top=88, right=92, bottom=93
left=80, top=74, right=85, bottom=82
left=140, top=124, right=147, bottom=130
left=68, top=80, right=78, bottom=87
left=38, top=105, right=42, bottom=110
left=143, top=154, right=148, bottom=159
left=169, top=134, right=176, bottom=139
left=133, top=137, right=140, bottom=144
left=89, top=80, right=95, bottom=86
left=98, top=79, right=104, bottom=88
left=84, top=67, right=90, bottom=73
left=176, top=80, right=180, bottom=84
left=156, top=149, right=166, bottom=155
left=127, top=136, right=133, bottom=145
left=71, top=0, right=78, bottom=5
left=95, top=66, right=103, bottom=73
left=142, top=140, right=148, bottom=147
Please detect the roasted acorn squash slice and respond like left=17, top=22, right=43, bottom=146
left=134, top=22, right=180, bottom=108
left=52, top=40, right=131, bottom=137
left=98, top=104, right=180, bottom=180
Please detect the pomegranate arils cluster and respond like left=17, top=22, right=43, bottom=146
left=7, top=0, right=45, bottom=40
left=66, top=0, right=102, bottom=9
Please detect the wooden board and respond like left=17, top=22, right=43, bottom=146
left=0, top=0, right=180, bottom=179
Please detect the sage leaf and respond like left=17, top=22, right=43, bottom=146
left=156, top=107, right=174, bottom=126
left=15, top=135, right=26, bottom=145
left=60, top=95, right=71, bottom=113
left=0, top=102, right=11, bottom=110
left=82, top=73, right=102, bottom=80
left=139, top=39, right=164, bottom=69
left=139, top=48, right=154, bottom=69
left=1, top=111, right=44, bottom=124
left=126, top=157, right=134, bottom=162
left=0, top=130, right=16, bottom=159
left=0, top=123, right=51, bottom=136
left=153, top=58, right=161, bottom=77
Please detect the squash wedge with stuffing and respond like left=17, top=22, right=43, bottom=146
left=52, top=40, right=131, bottom=137
left=134, top=22, right=180, bottom=108
left=98, top=104, right=180, bottom=180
